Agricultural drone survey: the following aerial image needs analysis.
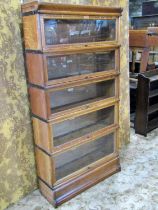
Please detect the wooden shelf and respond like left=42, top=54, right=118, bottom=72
left=148, top=117, right=158, bottom=132
left=148, top=103, right=158, bottom=115
left=149, top=89, right=158, bottom=98
left=150, top=75, right=158, bottom=82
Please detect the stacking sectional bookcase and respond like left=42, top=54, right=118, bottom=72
left=22, top=1, right=122, bottom=207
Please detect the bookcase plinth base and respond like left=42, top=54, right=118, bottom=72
left=38, top=155, right=121, bottom=207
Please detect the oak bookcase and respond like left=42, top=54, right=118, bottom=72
left=21, top=1, right=122, bottom=207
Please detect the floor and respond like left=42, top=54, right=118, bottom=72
left=7, top=128, right=158, bottom=210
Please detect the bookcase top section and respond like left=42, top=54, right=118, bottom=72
left=21, top=1, right=123, bottom=16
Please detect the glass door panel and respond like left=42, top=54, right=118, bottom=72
left=44, top=19, right=116, bottom=45
left=54, top=132, right=114, bottom=180
left=50, top=79, right=115, bottom=113
left=47, top=51, right=115, bottom=80
left=53, top=106, right=114, bottom=146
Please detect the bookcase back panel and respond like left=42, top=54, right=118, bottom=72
left=44, top=19, right=116, bottom=46
left=55, top=132, right=114, bottom=180
left=53, top=106, right=114, bottom=147
left=47, top=51, right=115, bottom=80
left=50, top=79, right=115, bottom=112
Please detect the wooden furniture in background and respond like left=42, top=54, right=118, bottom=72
left=129, top=28, right=158, bottom=126
left=142, top=1, right=158, bottom=16
left=22, top=1, right=122, bottom=207
left=129, top=28, right=158, bottom=73
left=131, top=14, right=158, bottom=30
left=129, top=29, right=149, bottom=73
left=135, top=70, right=158, bottom=136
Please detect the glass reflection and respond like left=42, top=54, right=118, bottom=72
left=47, top=51, right=115, bottom=80
left=44, top=19, right=116, bottom=45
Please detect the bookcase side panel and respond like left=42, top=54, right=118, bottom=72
left=35, top=147, right=55, bottom=186
left=33, top=117, right=52, bottom=153
left=23, top=14, right=42, bottom=50
left=26, top=53, right=45, bottom=86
